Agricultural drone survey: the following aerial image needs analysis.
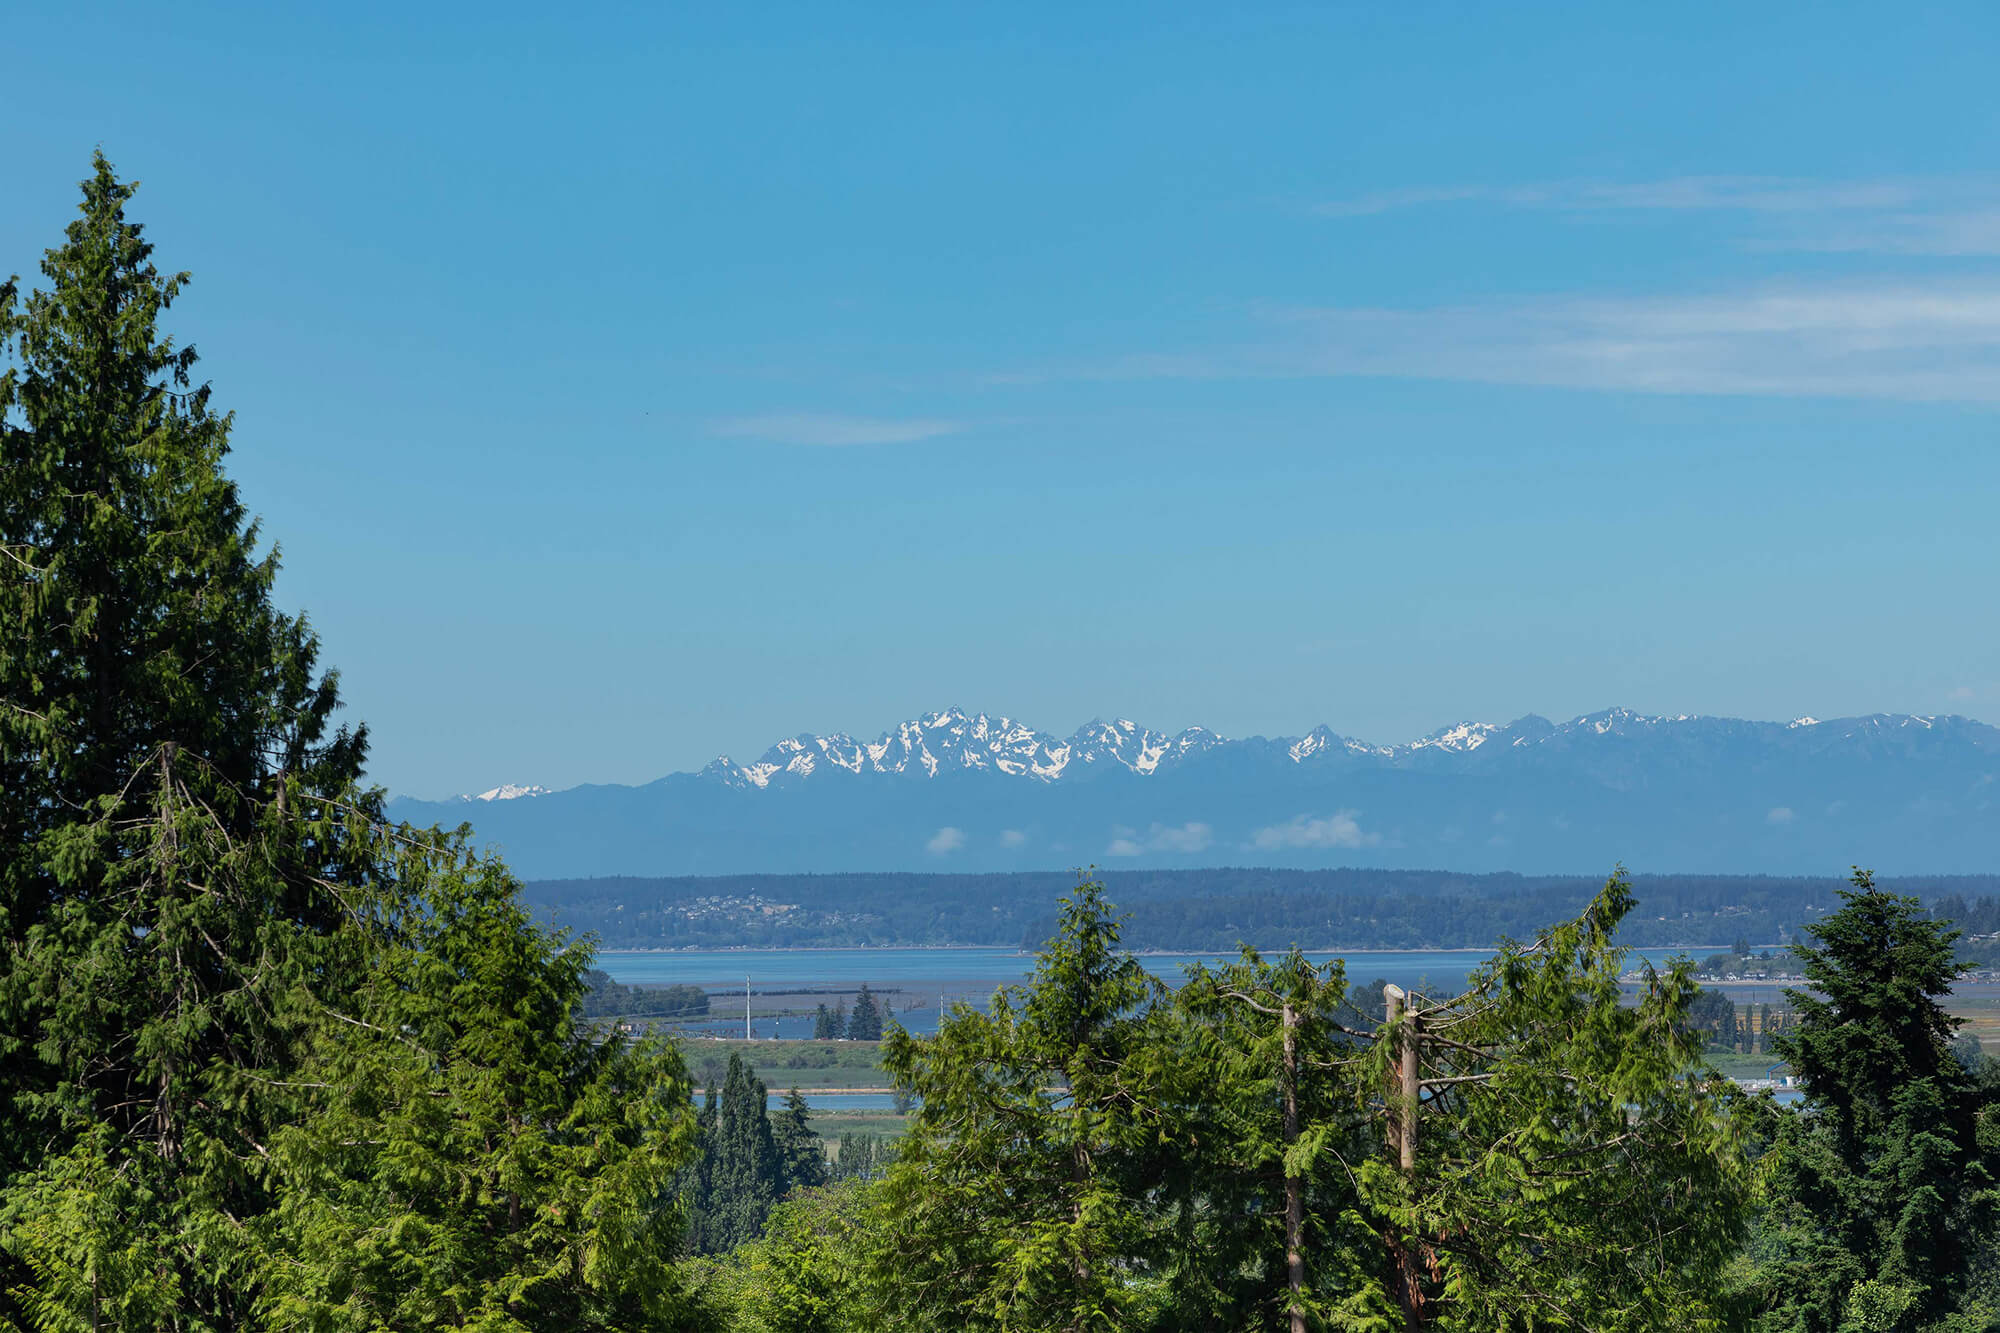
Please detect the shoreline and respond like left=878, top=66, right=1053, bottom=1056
left=593, top=942, right=1735, bottom=957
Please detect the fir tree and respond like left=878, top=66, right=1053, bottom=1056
left=877, top=881, right=1165, bottom=1329
left=0, top=152, right=379, bottom=1330
left=685, top=1085, right=722, bottom=1256
left=773, top=1088, right=828, bottom=1192
left=687, top=1053, right=785, bottom=1253
left=1746, top=870, right=2000, bottom=1328
left=0, top=155, right=706, bottom=1330
left=812, top=1002, right=837, bottom=1040
left=1174, top=947, right=1369, bottom=1327
left=846, top=983, right=883, bottom=1041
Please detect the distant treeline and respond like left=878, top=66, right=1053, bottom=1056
left=578, top=970, right=709, bottom=1019
left=523, top=868, right=2000, bottom=953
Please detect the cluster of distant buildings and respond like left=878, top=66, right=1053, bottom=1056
left=674, top=893, right=798, bottom=922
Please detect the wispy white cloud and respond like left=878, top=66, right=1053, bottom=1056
left=1035, top=279, right=2000, bottom=402
left=1275, top=282, right=2000, bottom=400
left=1000, top=828, right=1028, bottom=847
left=1317, top=175, right=1927, bottom=219
left=1317, top=175, right=2000, bottom=257
left=1106, top=821, right=1214, bottom=857
left=710, top=413, right=964, bottom=446
left=1766, top=807, right=1795, bottom=826
left=926, top=826, right=966, bottom=854
left=1252, top=811, right=1378, bottom=850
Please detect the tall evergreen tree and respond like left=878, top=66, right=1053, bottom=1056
left=1745, top=870, right=2000, bottom=1330
left=846, top=984, right=883, bottom=1041
left=0, top=152, right=381, bottom=1330
left=0, top=155, right=708, bottom=1331
left=877, top=881, right=1166, bottom=1331
left=773, top=1088, right=828, bottom=1192
left=259, top=849, right=702, bottom=1331
left=685, top=1085, right=722, bottom=1255
left=1173, top=948, right=1370, bottom=1330
left=812, top=1002, right=837, bottom=1040
left=687, top=1053, right=786, bottom=1254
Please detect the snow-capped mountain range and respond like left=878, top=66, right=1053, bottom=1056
left=463, top=706, right=1978, bottom=793
left=698, top=711, right=1229, bottom=788
left=387, top=707, right=2000, bottom=880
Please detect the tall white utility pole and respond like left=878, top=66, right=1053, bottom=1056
left=745, top=975, right=751, bottom=1041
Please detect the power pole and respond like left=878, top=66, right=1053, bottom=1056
left=745, top=975, right=751, bottom=1041
left=1383, top=983, right=1423, bottom=1328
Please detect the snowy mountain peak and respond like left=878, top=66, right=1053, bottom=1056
left=1406, top=721, right=1500, bottom=753
left=1288, top=725, right=1346, bottom=762
left=469, top=783, right=549, bottom=802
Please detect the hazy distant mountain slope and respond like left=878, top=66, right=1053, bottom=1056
left=386, top=707, right=2000, bottom=878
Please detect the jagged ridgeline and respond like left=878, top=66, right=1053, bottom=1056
left=523, top=866, right=2000, bottom=952
left=390, top=706, right=2000, bottom=877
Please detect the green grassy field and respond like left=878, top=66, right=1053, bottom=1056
left=1703, top=1050, right=1790, bottom=1080
left=813, top=1110, right=911, bottom=1140
left=681, top=1039, right=891, bottom=1091
left=1952, top=995, right=2000, bottom=1051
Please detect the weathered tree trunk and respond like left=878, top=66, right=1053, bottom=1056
left=1400, top=1012, right=1419, bottom=1172
left=1282, top=1001, right=1305, bottom=1333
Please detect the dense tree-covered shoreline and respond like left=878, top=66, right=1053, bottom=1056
left=526, top=867, right=2000, bottom=959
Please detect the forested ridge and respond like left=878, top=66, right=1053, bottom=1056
left=5, top=157, right=1999, bottom=1331
left=527, top=867, right=2000, bottom=954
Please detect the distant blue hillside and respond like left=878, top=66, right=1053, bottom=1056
left=385, top=707, right=2000, bottom=879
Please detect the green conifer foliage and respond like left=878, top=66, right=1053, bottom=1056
left=258, top=849, right=702, bottom=1331
left=0, top=152, right=379, bottom=1330
left=773, top=1088, right=828, bottom=1192
left=1746, top=870, right=2000, bottom=1329
left=1173, top=949, right=1374, bottom=1330
left=0, top=156, right=707, bottom=1332
left=873, top=874, right=1748, bottom=1332
left=688, top=1181, right=875, bottom=1333
left=845, top=984, right=883, bottom=1041
left=687, top=1053, right=786, bottom=1254
left=877, top=880, right=1167, bottom=1331
left=1346, top=872, right=1749, bottom=1329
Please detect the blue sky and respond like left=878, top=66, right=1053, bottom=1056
left=7, top=3, right=1999, bottom=797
